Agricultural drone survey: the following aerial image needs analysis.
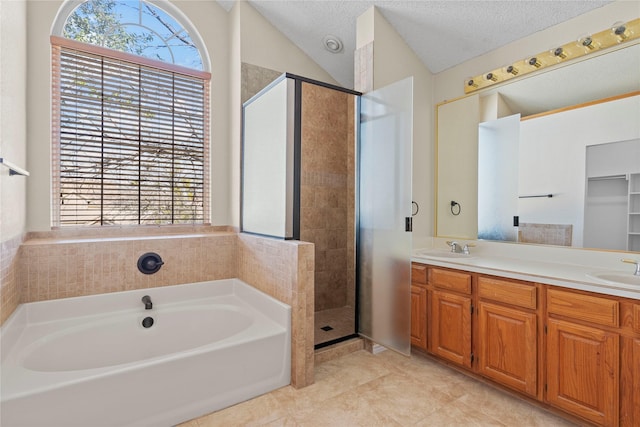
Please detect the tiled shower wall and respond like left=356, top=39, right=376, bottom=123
left=2, top=227, right=315, bottom=389
left=300, top=83, right=356, bottom=312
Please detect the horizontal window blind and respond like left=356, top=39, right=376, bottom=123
left=52, top=41, right=209, bottom=226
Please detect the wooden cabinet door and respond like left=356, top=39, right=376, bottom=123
left=431, top=290, right=472, bottom=368
left=411, top=285, right=427, bottom=350
left=477, top=302, right=537, bottom=397
left=546, top=319, right=619, bottom=426
left=634, top=339, right=640, bottom=427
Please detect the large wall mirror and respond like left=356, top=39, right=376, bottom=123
left=436, top=42, right=640, bottom=252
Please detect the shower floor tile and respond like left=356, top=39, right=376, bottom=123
left=314, top=306, right=355, bottom=346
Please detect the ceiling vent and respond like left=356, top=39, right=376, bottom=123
left=323, top=35, right=343, bottom=53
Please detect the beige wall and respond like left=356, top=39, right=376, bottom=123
left=356, top=7, right=435, bottom=242
left=238, top=1, right=338, bottom=86
left=25, top=0, right=231, bottom=231
left=1, top=0, right=27, bottom=238
left=434, top=1, right=639, bottom=103
left=0, top=0, right=27, bottom=324
left=228, top=1, right=341, bottom=228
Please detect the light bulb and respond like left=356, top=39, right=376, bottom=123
left=578, top=34, right=597, bottom=50
left=551, top=47, right=567, bottom=59
left=504, top=65, right=518, bottom=76
left=611, top=21, right=629, bottom=40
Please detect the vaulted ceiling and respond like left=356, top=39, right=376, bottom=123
left=218, top=0, right=613, bottom=88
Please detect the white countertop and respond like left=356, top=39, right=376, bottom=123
left=412, top=248, right=640, bottom=300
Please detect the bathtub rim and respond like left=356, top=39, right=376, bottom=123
left=3, top=278, right=290, bottom=361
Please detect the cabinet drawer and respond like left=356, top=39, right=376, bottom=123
left=412, top=263, right=427, bottom=284
left=478, top=277, right=537, bottom=310
left=429, top=268, right=471, bottom=294
left=547, top=288, right=619, bottom=327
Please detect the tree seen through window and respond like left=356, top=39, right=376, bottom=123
left=53, top=0, right=209, bottom=226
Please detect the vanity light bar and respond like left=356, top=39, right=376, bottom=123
left=464, top=18, right=640, bottom=94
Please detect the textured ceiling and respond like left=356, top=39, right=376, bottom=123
left=219, top=0, right=613, bottom=88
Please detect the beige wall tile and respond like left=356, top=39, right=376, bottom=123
left=238, top=234, right=315, bottom=388
left=0, top=234, right=23, bottom=324
left=300, top=83, right=355, bottom=313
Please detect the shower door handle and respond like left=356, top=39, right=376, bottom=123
left=405, top=217, right=412, bottom=232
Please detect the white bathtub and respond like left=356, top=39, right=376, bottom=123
left=0, top=278, right=291, bottom=427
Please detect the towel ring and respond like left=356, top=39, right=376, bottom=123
left=450, top=201, right=461, bottom=216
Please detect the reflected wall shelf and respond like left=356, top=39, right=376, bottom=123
left=628, top=173, right=640, bottom=251
left=0, top=158, right=30, bottom=176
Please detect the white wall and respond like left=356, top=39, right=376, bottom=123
left=0, top=0, right=27, bottom=240
left=357, top=7, right=435, bottom=244
left=519, top=95, right=640, bottom=247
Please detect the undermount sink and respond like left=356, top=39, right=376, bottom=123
left=586, top=272, right=640, bottom=287
left=413, top=248, right=474, bottom=260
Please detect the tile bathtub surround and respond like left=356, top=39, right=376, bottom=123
left=180, top=349, right=577, bottom=427
left=8, top=228, right=315, bottom=390
left=1, top=233, right=25, bottom=325
left=17, top=229, right=239, bottom=302
left=238, top=234, right=315, bottom=388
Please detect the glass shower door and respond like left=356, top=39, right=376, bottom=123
left=358, top=77, right=413, bottom=355
left=241, top=77, right=296, bottom=239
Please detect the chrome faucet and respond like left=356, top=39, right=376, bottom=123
left=141, top=295, right=153, bottom=310
left=446, top=241, right=460, bottom=253
left=622, top=259, right=640, bottom=276
left=462, top=243, right=475, bottom=255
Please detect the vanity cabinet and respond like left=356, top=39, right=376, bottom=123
left=476, top=277, right=538, bottom=397
left=429, top=268, right=472, bottom=368
left=410, top=264, right=428, bottom=351
left=545, top=288, right=620, bottom=426
left=633, top=338, right=640, bottom=426
left=411, top=261, right=640, bottom=426
left=546, top=319, right=618, bottom=426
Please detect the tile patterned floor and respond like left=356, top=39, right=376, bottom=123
left=314, top=306, right=355, bottom=346
left=179, top=349, right=577, bottom=427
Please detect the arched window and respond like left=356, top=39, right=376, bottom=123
left=51, top=0, right=210, bottom=226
